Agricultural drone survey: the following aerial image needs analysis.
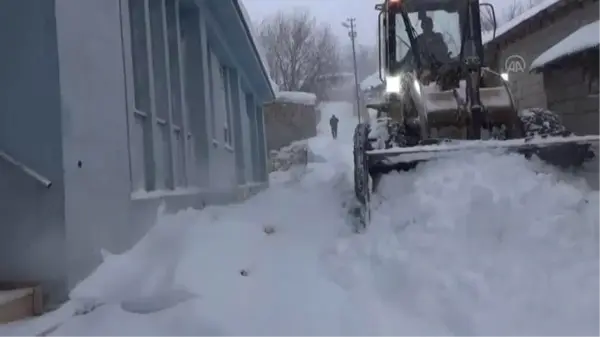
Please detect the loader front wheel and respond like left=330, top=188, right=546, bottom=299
left=519, top=107, right=595, bottom=167
left=353, top=123, right=371, bottom=231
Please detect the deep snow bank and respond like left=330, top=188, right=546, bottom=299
left=331, top=151, right=599, bottom=335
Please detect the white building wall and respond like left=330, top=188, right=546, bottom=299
left=0, top=0, right=271, bottom=307
left=52, top=0, right=269, bottom=298
left=206, top=48, right=237, bottom=191
left=55, top=0, right=134, bottom=289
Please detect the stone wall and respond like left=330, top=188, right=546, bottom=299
left=264, top=101, right=318, bottom=152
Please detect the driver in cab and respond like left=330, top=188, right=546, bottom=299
left=415, top=17, right=450, bottom=66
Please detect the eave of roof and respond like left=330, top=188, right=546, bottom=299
left=232, top=0, right=276, bottom=99
left=530, top=20, right=600, bottom=72
left=482, top=0, right=566, bottom=46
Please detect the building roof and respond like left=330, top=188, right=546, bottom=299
left=482, top=0, right=563, bottom=45
left=316, top=72, right=355, bottom=80
left=234, top=0, right=278, bottom=96
left=530, top=20, right=600, bottom=72
left=275, top=91, right=317, bottom=105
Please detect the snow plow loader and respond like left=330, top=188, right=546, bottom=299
left=353, top=0, right=599, bottom=230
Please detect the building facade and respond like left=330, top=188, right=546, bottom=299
left=0, top=0, right=273, bottom=306
left=483, top=0, right=599, bottom=131
left=529, top=20, right=599, bottom=136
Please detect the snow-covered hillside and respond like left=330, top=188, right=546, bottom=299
left=1, top=102, right=597, bottom=336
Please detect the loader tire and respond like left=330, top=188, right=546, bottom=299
left=353, top=123, right=371, bottom=231
left=519, top=107, right=595, bottom=168
left=353, top=123, right=370, bottom=205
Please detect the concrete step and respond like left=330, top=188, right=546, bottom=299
left=0, top=282, right=43, bottom=324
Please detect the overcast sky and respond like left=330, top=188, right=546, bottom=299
left=242, top=0, right=527, bottom=46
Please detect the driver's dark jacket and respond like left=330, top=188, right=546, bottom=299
left=415, top=32, right=450, bottom=64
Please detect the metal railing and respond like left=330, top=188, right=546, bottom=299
left=0, top=150, right=52, bottom=188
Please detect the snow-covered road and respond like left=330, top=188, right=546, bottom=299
left=1, top=102, right=598, bottom=336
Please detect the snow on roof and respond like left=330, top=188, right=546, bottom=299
left=482, top=0, right=561, bottom=45
left=316, top=72, right=355, bottom=80
left=530, top=20, right=600, bottom=72
left=360, top=71, right=383, bottom=91
left=235, top=0, right=279, bottom=94
left=275, top=91, right=317, bottom=105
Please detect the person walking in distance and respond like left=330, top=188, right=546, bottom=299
left=329, top=114, right=339, bottom=139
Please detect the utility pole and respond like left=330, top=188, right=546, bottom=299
left=342, top=18, right=362, bottom=123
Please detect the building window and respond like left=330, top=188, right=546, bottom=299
left=226, top=68, right=245, bottom=184
left=148, top=0, right=172, bottom=190
left=589, top=76, right=599, bottom=96
left=126, top=0, right=194, bottom=193
left=128, top=0, right=152, bottom=191
left=166, top=0, right=186, bottom=187
left=244, top=93, right=258, bottom=182
left=582, top=50, right=599, bottom=97
left=207, top=44, right=217, bottom=143
left=179, top=3, right=209, bottom=188
left=255, top=105, right=267, bottom=181
left=221, top=65, right=234, bottom=148
left=245, top=93, right=259, bottom=182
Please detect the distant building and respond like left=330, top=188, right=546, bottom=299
left=0, top=0, right=274, bottom=306
left=483, top=0, right=599, bottom=135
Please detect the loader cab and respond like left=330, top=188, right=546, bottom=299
left=376, top=0, right=497, bottom=84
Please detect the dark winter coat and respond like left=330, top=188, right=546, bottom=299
left=329, top=116, right=339, bottom=128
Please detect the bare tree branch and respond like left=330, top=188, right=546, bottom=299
left=341, top=44, right=379, bottom=82
left=257, top=8, right=341, bottom=99
left=480, top=0, right=541, bottom=33
left=503, top=0, right=525, bottom=22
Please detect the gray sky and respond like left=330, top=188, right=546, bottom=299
left=242, top=0, right=526, bottom=46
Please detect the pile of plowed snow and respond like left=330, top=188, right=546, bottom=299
left=329, top=151, right=599, bottom=335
